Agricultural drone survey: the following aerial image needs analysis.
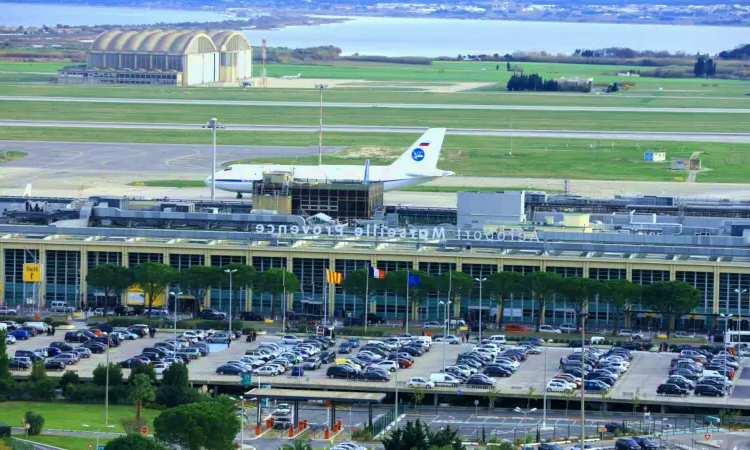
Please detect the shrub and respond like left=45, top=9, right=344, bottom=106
left=67, top=383, right=106, bottom=403
left=0, top=422, right=10, bottom=437
left=176, top=319, right=245, bottom=331
left=59, top=370, right=80, bottom=394
left=93, top=363, right=123, bottom=387
left=351, top=427, right=372, bottom=442
left=23, top=411, right=44, bottom=436
left=613, top=428, right=623, bottom=438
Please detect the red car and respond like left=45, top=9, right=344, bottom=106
left=504, top=323, right=527, bottom=332
left=398, top=359, right=413, bottom=368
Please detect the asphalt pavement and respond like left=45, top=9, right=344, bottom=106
left=2, top=96, right=748, bottom=114
left=1, top=120, right=748, bottom=143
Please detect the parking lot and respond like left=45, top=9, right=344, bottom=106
left=7, top=328, right=750, bottom=409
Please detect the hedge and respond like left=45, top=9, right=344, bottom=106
left=88, top=317, right=250, bottom=332
left=0, top=422, right=10, bottom=438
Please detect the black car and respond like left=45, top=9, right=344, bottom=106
left=670, top=369, right=700, bottom=380
left=456, top=358, right=483, bottom=369
left=141, top=351, right=162, bottom=362
left=51, top=341, right=74, bottom=351
left=631, top=436, right=657, bottom=450
left=239, top=312, right=264, bottom=321
left=320, top=351, right=336, bottom=364
left=216, top=364, right=245, bottom=375
left=327, top=365, right=355, bottom=379
left=120, top=358, right=146, bottom=368
left=82, top=342, right=106, bottom=353
left=699, top=378, right=727, bottom=390
left=361, top=371, right=389, bottom=381
left=143, top=347, right=170, bottom=357
left=44, top=360, right=66, bottom=371
left=401, top=346, right=423, bottom=356
left=9, top=358, right=31, bottom=370
left=538, top=444, right=562, bottom=450
left=568, top=340, right=584, bottom=348
left=470, top=323, right=489, bottom=332
left=605, top=422, right=626, bottom=433
left=338, top=342, right=351, bottom=354
left=666, top=377, right=694, bottom=390
left=590, top=375, right=616, bottom=386
left=465, top=376, right=494, bottom=387
left=695, top=384, right=724, bottom=397
left=63, top=332, right=88, bottom=343
left=615, top=438, right=641, bottom=450
left=657, top=383, right=688, bottom=396
left=484, top=366, right=512, bottom=377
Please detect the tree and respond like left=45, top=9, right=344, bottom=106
left=220, top=263, right=256, bottom=315
left=157, top=362, right=202, bottom=408
left=59, top=370, right=80, bottom=395
left=526, top=386, right=536, bottom=409
left=527, top=271, right=562, bottom=331
left=28, top=361, right=55, bottom=401
left=558, top=277, right=600, bottom=331
left=23, top=411, right=44, bottom=436
left=436, top=271, right=473, bottom=328
left=128, top=363, right=156, bottom=385
left=179, top=266, right=221, bottom=318
left=562, top=387, right=577, bottom=417
left=86, top=264, right=133, bottom=312
left=340, top=268, right=380, bottom=321
left=385, top=270, right=434, bottom=326
left=694, top=55, right=705, bottom=77
left=485, top=387, right=499, bottom=410
left=255, top=268, right=299, bottom=321
left=413, top=385, right=425, bottom=411
left=600, top=279, right=642, bottom=335
left=506, top=61, right=511, bottom=71
left=485, top=271, right=526, bottom=329
left=105, top=434, right=167, bottom=450
left=0, top=331, right=13, bottom=396
left=154, top=397, right=241, bottom=450
left=706, top=58, right=717, bottom=77
left=130, top=373, right=156, bottom=426
left=631, top=387, right=641, bottom=415
left=132, top=262, right=178, bottom=317
left=93, top=362, right=123, bottom=387
left=641, top=281, right=700, bottom=336
left=280, top=441, right=313, bottom=450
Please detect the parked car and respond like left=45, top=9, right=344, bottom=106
left=9, top=330, right=30, bottom=340
left=503, top=324, right=527, bottom=332
left=9, top=358, right=31, bottom=370
left=694, top=384, right=724, bottom=397
left=216, top=364, right=247, bottom=375
left=407, top=377, right=435, bottom=388
left=615, top=439, right=641, bottom=450
left=434, top=335, right=460, bottom=345
left=656, top=383, right=688, bottom=396
left=539, top=325, right=561, bottom=333
left=120, top=358, right=147, bottom=368
left=290, top=365, right=305, bottom=377
left=208, top=333, right=231, bottom=344
left=631, top=436, right=658, bottom=450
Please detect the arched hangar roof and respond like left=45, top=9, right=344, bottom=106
left=90, top=30, right=219, bottom=54
left=207, top=30, right=251, bottom=51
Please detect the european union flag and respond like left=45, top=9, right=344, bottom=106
left=407, top=273, right=421, bottom=287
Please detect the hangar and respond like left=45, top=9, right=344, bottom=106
left=57, top=29, right=252, bottom=86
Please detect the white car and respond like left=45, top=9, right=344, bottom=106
left=475, top=345, right=499, bottom=356
left=371, top=361, right=398, bottom=372
left=152, top=362, right=169, bottom=375
left=407, top=377, right=435, bottom=389
left=546, top=380, right=575, bottom=392
left=281, top=335, right=300, bottom=345
left=674, top=331, right=695, bottom=339
left=618, top=329, right=633, bottom=336
left=445, top=366, right=472, bottom=377
left=435, top=335, right=460, bottom=345
left=539, top=325, right=561, bottom=333
left=274, top=403, right=292, bottom=416
left=6, top=335, right=16, bottom=344
left=423, top=321, right=443, bottom=329
left=265, top=363, right=286, bottom=374
left=239, top=357, right=265, bottom=369
left=604, top=361, right=630, bottom=372
left=181, top=331, right=202, bottom=341
left=297, top=344, right=320, bottom=355
left=559, top=324, right=577, bottom=333
left=455, top=364, right=478, bottom=375
left=253, top=366, right=278, bottom=376
left=358, top=351, right=383, bottom=362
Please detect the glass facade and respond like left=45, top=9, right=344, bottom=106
left=293, top=258, right=329, bottom=318
left=128, top=252, right=163, bottom=268
left=374, top=261, right=412, bottom=319
left=251, top=256, right=286, bottom=314
left=334, top=259, right=368, bottom=318
left=86, top=251, right=122, bottom=306
left=676, top=271, right=714, bottom=313
left=461, top=264, right=498, bottom=321
left=718, top=273, right=750, bottom=313
left=417, top=262, right=456, bottom=320
left=210, top=255, right=246, bottom=313
left=4, top=249, right=39, bottom=307
left=503, top=265, right=539, bottom=324
left=45, top=250, right=81, bottom=306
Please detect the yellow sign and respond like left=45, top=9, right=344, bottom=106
left=598, top=427, right=607, bottom=433
left=23, top=264, right=41, bottom=282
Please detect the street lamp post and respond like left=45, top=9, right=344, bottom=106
left=314, top=84, right=328, bottom=166
left=475, top=278, right=486, bottom=342
left=204, top=118, right=224, bottom=201
left=439, top=300, right=451, bottom=371
left=169, top=291, right=183, bottom=358
left=82, top=424, right=114, bottom=449
left=580, top=312, right=589, bottom=450
left=514, top=407, right=537, bottom=442
left=225, top=269, right=237, bottom=347
left=542, top=339, right=549, bottom=428
left=734, top=288, right=747, bottom=329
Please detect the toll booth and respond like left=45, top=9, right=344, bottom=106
left=317, top=326, right=335, bottom=338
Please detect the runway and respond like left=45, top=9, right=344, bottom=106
left=2, top=95, right=749, bottom=114
left=2, top=120, right=749, bottom=143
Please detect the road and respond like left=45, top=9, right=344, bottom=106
left=1, top=95, right=749, bottom=114
left=2, top=120, right=749, bottom=143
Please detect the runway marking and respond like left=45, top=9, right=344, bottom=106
left=165, top=148, right=203, bottom=168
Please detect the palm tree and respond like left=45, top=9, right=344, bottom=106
left=130, top=373, right=156, bottom=426
left=280, top=440, right=313, bottom=450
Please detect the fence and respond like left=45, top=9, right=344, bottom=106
left=372, top=404, right=404, bottom=437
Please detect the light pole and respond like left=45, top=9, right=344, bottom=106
left=169, top=291, right=183, bottom=358
left=231, top=395, right=247, bottom=449
left=734, top=288, right=747, bottom=330
left=514, top=406, right=536, bottom=442
left=105, top=331, right=111, bottom=425
left=204, top=118, right=224, bottom=200
left=475, top=278, right=486, bottom=342
left=82, top=424, right=114, bottom=449
left=721, top=313, right=733, bottom=388
left=439, top=300, right=451, bottom=371
left=225, top=269, right=237, bottom=347
left=580, top=312, right=589, bottom=450
left=314, top=84, right=328, bottom=166
left=542, top=339, right=549, bottom=428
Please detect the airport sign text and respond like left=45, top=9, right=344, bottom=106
left=254, top=224, right=539, bottom=242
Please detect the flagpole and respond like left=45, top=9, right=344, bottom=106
left=324, top=279, right=328, bottom=327
left=364, top=263, right=370, bottom=334
left=406, top=270, right=410, bottom=335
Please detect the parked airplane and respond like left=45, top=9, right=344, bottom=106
left=280, top=73, right=302, bottom=80
left=206, top=128, right=452, bottom=198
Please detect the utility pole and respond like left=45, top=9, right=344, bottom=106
left=204, top=118, right=224, bottom=200
left=225, top=269, right=237, bottom=347
left=315, top=84, right=328, bottom=166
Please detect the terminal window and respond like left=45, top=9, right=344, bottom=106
left=589, top=268, right=626, bottom=280
left=547, top=266, right=583, bottom=277
left=676, top=271, right=714, bottom=311
left=631, top=269, right=669, bottom=286
left=128, top=252, right=164, bottom=268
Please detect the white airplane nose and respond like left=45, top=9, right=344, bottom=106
left=204, top=176, right=212, bottom=187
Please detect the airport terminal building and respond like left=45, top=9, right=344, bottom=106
left=1, top=191, right=750, bottom=333
left=57, top=30, right=252, bottom=86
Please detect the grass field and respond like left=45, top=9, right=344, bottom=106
left=15, top=434, right=114, bottom=449
left=0, top=61, right=70, bottom=73
left=2, top=100, right=747, bottom=133
left=0, top=401, right=160, bottom=433
left=401, top=185, right=561, bottom=193
left=129, top=180, right=206, bottom=188
left=0, top=127, right=746, bottom=182
left=0, top=151, right=27, bottom=163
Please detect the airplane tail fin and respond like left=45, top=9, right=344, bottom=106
left=23, top=183, right=32, bottom=198
left=389, top=128, right=446, bottom=174
left=364, top=159, right=370, bottom=184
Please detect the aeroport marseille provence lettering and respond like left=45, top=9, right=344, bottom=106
left=254, top=224, right=539, bottom=242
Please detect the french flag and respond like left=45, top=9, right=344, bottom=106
left=368, top=266, right=386, bottom=279
left=418, top=142, right=430, bottom=147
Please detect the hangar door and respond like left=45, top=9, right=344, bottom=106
left=237, top=50, right=252, bottom=80
left=186, top=53, right=218, bottom=85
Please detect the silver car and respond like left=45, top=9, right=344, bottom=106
left=208, top=333, right=230, bottom=344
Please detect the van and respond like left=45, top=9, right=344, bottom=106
left=430, top=373, right=461, bottom=387
left=486, top=335, right=507, bottom=344
left=416, top=336, right=432, bottom=347
left=22, top=322, right=48, bottom=333
left=50, top=301, right=74, bottom=313
left=149, top=310, right=170, bottom=319
left=447, top=319, right=467, bottom=327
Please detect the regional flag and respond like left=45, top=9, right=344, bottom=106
left=407, top=272, right=421, bottom=287
left=326, top=269, right=343, bottom=285
left=368, top=266, right=386, bottom=279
